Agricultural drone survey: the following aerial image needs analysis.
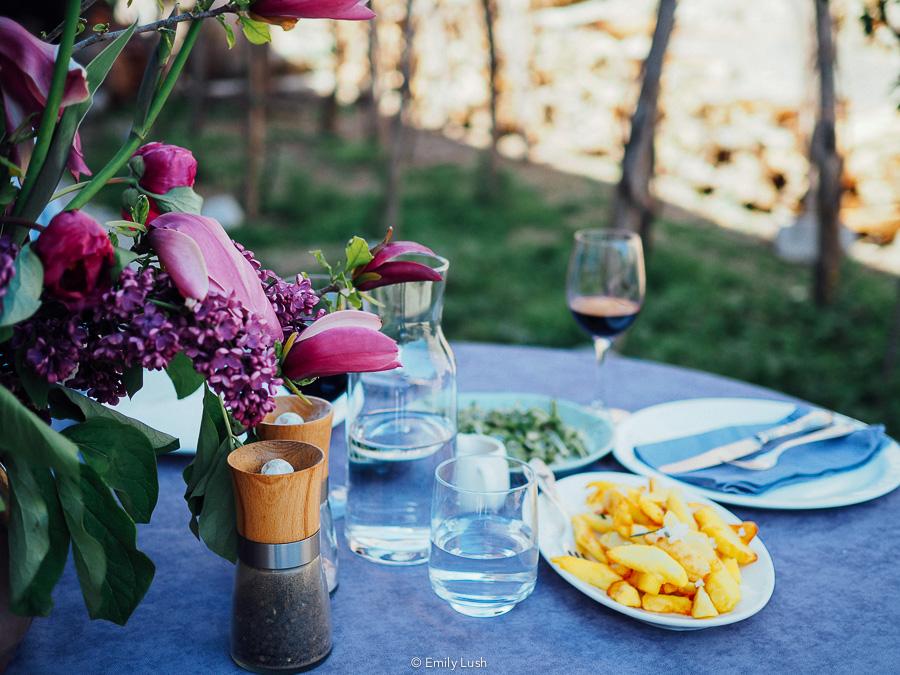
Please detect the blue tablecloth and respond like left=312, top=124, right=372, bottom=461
left=9, top=343, right=899, bottom=674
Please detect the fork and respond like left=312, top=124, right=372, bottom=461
left=727, top=422, right=859, bottom=471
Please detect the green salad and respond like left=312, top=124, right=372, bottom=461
left=458, top=400, right=591, bottom=464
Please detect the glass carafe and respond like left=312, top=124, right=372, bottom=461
left=345, top=255, right=456, bottom=565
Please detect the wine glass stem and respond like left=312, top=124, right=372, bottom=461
left=592, top=337, right=613, bottom=410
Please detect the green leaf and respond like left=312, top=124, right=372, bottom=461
left=123, top=364, right=143, bottom=399
left=143, top=185, right=203, bottom=215
left=216, top=15, right=236, bottom=49
left=0, top=326, right=12, bottom=343
left=15, top=347, right=50, bottom=410
left=15, top=23, right=138, bottom=222
left=311, top=249, right=333, bottom=276
left=59, top=466, right=155, bottom=625
left=111, top=247, right=140, bottom=282
left=344, top=235, right=374, bottom=272
left=165, top=352, right=205, bottom=399
left=0, top=245, right=43, bottom=327
left=63, top=418, right=158, bottom=524
left=183, top=386, right=237, bottom=562
left=134, top=27, right=175, bottom=132
left=0, top=155, right=23, bottom=178
left=48, top=388, right=179, bottom=455
left=0, top=384, right=79, bottom=476
left=105, top=220, right=147, bottom=237
left=239, top=16, right=272, bottom=45
left=133, top=194, right=150, bottom=225
left=5, top=457, right=69, bottom=617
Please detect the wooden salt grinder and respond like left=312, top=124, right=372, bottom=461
left=256, top=396, right=334, bottom=485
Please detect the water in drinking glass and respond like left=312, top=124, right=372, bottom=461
left=428, top=456, right=538, bottom=617
left=429, top=514, right=538, bottom=618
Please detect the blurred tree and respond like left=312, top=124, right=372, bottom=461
left=320, top=23, right=340, bottom=137
left=245, top=42, right=269, bottom=220
left=480, top=0, right=500, bottom=190
left=383, top=0, right=415, bottom=231
left=812, top=0, right=843, bottom=306
left=362, top=4, right=381, bottom=144
left=610, top=0, right=676, bottom=251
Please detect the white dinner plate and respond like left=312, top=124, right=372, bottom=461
left=112, top=369, right=347, bottom=455
left=538, top=471, right=775, bottom=631
left=458, top=392, right=614, bottom=474
left=613, top=397, right=900, bottom=510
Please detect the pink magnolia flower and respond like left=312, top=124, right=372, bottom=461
left=0, top=18, right=91, bottom=178
left=353, top=240, right=443, bottom=291
left=147, top=213, right=283, bottom=341
left=35, top=210, right=114, bottom=310
left=251, top=0, right=375, bottom=30
left=130, top=142, right=198, bottom=221
left=282, top=310, right=400, bottom=381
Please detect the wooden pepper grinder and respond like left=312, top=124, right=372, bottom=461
left=256, top=396, right=339, bottom=594
left=228, top=440, right=332, bottom=673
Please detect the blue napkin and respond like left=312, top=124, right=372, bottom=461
left=634, top=406, right=890, bottom=494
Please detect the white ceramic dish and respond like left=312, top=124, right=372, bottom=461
left=112, top=369, right=347, bottom=455
left=538, top=471, right=775, bottom=631
left=613, top=397, right=900, bottom=510
left=458, top=392, right=613, bottom=475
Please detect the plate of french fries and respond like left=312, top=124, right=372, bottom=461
left=539, top=472, right=775, bottom=630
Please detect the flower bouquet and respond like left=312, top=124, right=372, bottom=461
left=0, top=0, right=438, bottom=630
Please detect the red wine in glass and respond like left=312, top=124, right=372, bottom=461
left=569, top=295, right=641, bottom=338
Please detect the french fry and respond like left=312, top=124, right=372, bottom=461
left=583, top=512, right=614, bottom=534
left=695, top=507, right=758, bottom=565
left=607, top=545, right=689, bottom=587
left=610, top=494, right=634, bottom=538
left=572, top=515, right=608, bottom=563
left=552, top=555, right=622, bottom=591
left=666, top=490, right=697, bottom=530
left=729, top=521, right=759, bottom=545
left=723, top=557, right=741, bottom=584
left=607, top=580, right=641, bottom=608
left=655, top=537, right=712, bottom=582
left=641, top=593, right=692, bottom=615
left=705, top=567, right=742, bottom=613
left=638, top=493, right=666, bottom=524
left=598, top=531, right=632, bottom=551
left=632, top=571, right=664, bottom=595
left=691, top=587, right=719, bottom=619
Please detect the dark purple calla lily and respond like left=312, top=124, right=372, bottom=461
left=148, top=213, right=282, bottom=341
left=353, top=240, right=443, bottom=291
left=282, top=310, right=400, bottom=381
left=0, top=18, right=91, bottom=178
left=251, top=0, right=375, bottom=30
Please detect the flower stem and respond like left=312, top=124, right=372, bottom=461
left=13, top=0, right=81, bottom=214
left=49, top=176, right=131, bottom=202
left=72, top=4, right=236, bottom=52
left=67, top=19, right=204, bottom=211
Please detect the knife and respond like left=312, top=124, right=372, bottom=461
left=657, top=409, right=834, bottom=474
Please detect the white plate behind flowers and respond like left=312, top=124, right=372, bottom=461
left=538, top=471, right=775, bottom=631
left=112, top=369, right=347, bottom=455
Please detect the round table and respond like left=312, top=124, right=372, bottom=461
left=9, top=343, right=899, bottom=674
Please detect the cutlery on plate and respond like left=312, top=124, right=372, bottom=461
left=529, top=458, right=573, bottom=537
left=658, top=409, right=834, bottom=474
left=727, top=423, right=859, bottom=471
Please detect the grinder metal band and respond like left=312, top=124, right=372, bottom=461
left=238, top=532, right=320, bottom=570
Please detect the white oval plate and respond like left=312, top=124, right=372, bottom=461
left=111, top=370, right=347, bottom=455
left=458, top=392, right=614, bottom=475
left=613, top=398, right=900, bottom=510
left=539, top=471, right=775, bottom=631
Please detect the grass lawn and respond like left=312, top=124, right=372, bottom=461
left=83, top=100, right=900, bottom=434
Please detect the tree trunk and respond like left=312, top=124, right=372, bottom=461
left=812, top=0, right=843, bottom=306
left=244, top=43, right=269, bottom=221
left=884, top=278, right=900, bottom=378
left=320, top=24, right=340, bottom=137
left=481, top=0, right=500, bottom=188
left=610, top=0, right=676, bottom=251
left=383, top=0, right=414, bottom=231
left=363, top=5, right=380, bottom=144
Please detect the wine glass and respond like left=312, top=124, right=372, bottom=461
left=566, top=229, right=645, bottom=413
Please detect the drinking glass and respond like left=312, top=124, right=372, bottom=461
left=566, top=229, right=645, bottom=412
left=428, top=456, right=538, bottom=617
